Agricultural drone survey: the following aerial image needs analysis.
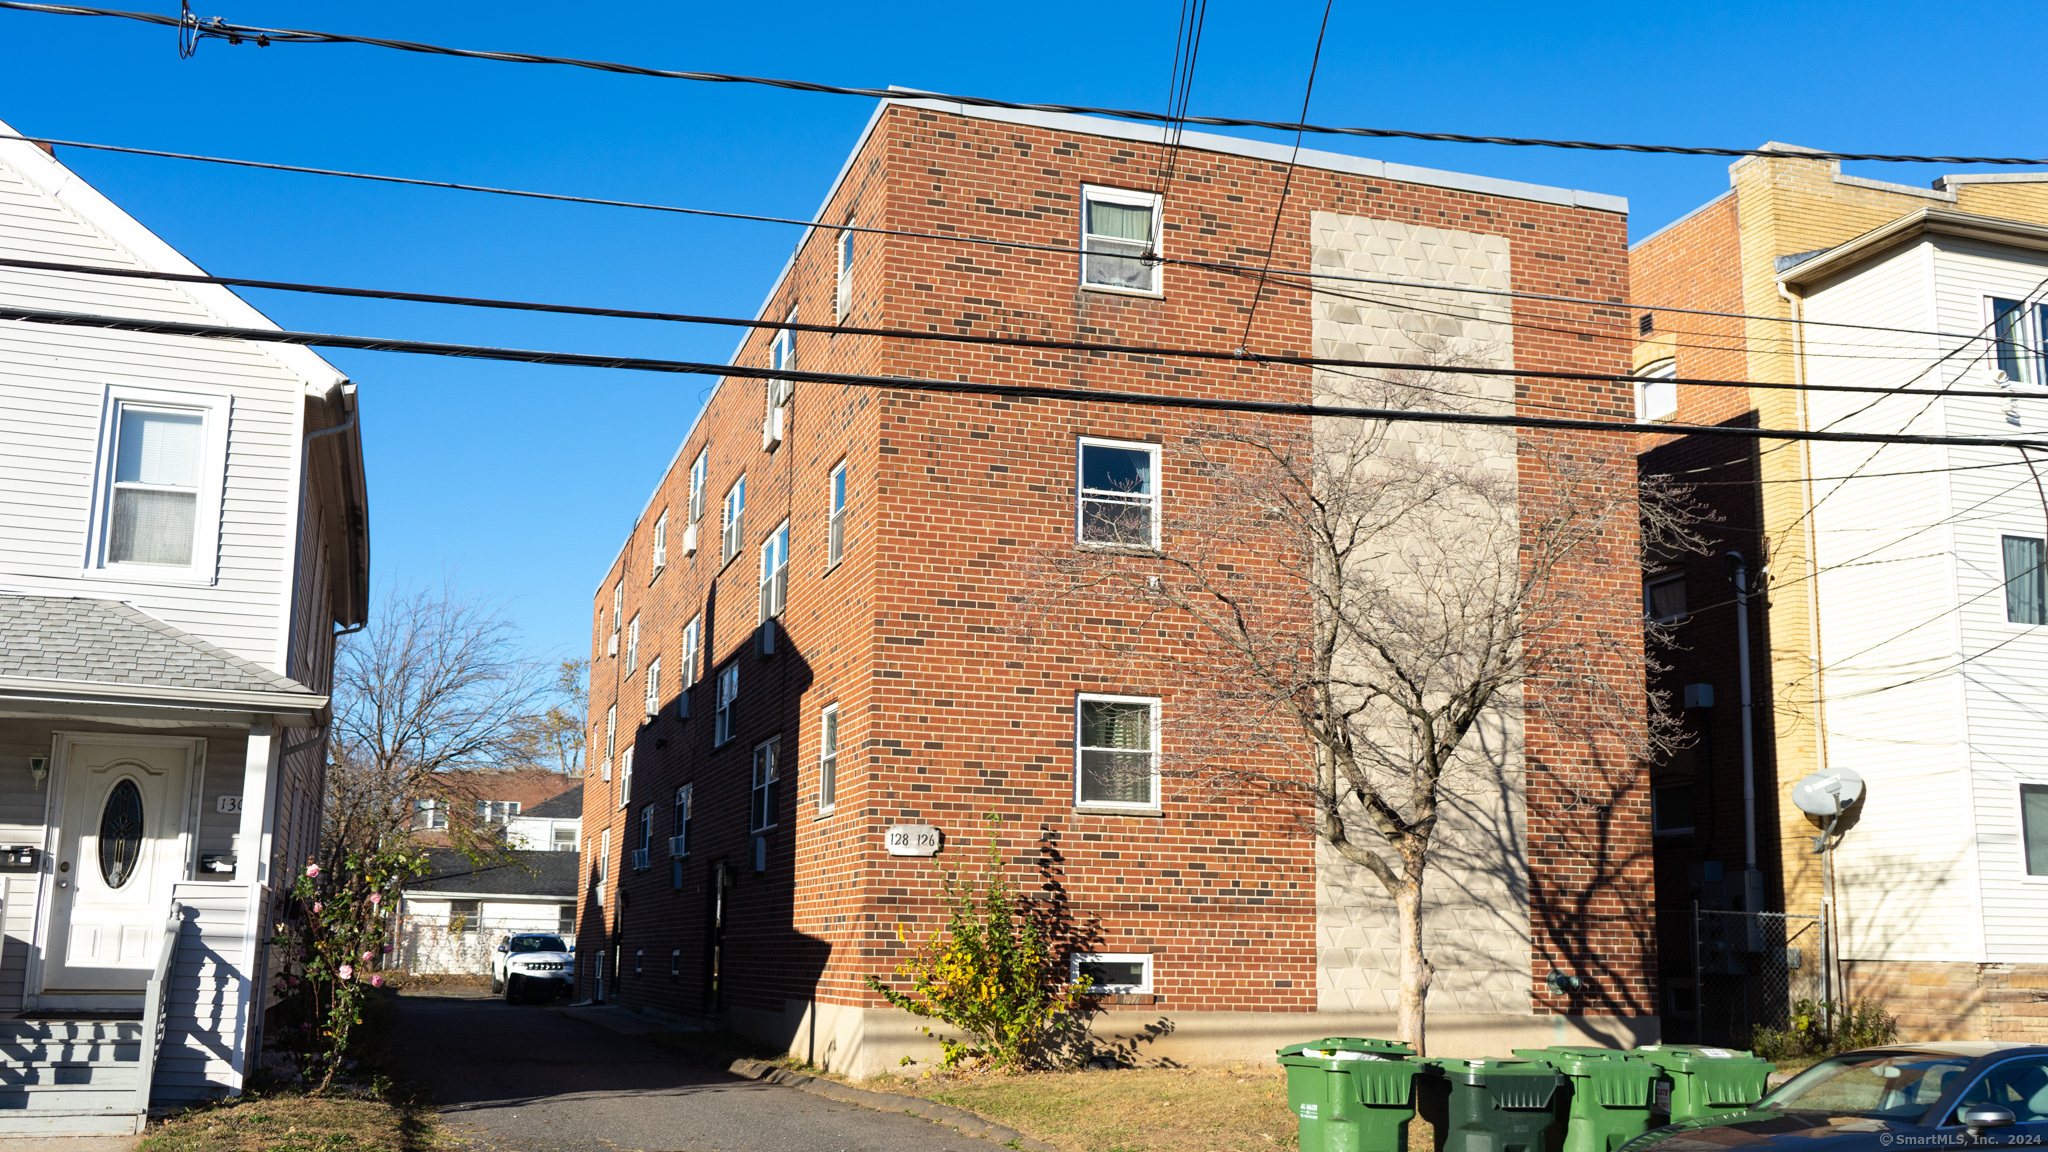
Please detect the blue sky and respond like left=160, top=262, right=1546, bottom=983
left=4, top=0, right=2038, bottom=665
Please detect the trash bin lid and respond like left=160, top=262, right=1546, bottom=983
left=1278, top=1037, right=1417, bottom=1060
left=1630, top=1045, right=1764, bottom=1071
left=1512, top=1048, right=1655, bottom=1077
left=1422, top=1059, right=1564, bottom=1109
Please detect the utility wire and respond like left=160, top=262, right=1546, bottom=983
left=8, top=254, right=2046, bottom=402
left=1154, top=0, right=1208, bottom=197
left=1239, top=0, right=1333, bottom=352
left=5, top=0, right=2047, bottom=167
left=0, top=128, right=2028, bottom=351
left=5, top=302, right=2048, bottom=449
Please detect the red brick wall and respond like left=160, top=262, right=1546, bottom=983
left=413, top=768, right=579, bottom=848
left=577, top=103, right=1654, bottom=1028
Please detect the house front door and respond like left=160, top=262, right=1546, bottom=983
left=39, top=739, right=193, bottom=998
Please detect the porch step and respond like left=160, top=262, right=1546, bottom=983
left=0, top=1110, right=145, bottom=1136
left=0, top=1018, right=147, bottom=1136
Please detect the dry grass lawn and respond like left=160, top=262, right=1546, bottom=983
left=141, top=1092, right=435, bottom=1152
left=873, top=1066, right=1436, bottom=1152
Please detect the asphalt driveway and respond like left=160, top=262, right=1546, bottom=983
left=389, top=992, right=1005, bottom=1152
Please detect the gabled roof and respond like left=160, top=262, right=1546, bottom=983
left=403, top=849, right=580, bottom=898
left=523, top=785, right=583, bottom=819
left=0, top=593, right=325, bottom=721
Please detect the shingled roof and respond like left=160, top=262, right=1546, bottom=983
left=0, top=594, right=316, bottom=698
left=524, top=784, right=582, bottom=819
left=404, top=849, right=580, bottom=898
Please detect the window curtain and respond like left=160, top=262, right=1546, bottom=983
left=109, top=408, right=203, bottom=565
left=2005, top=536, right=2046, bottom=625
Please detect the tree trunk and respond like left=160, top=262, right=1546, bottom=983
left=1395, top=880, right=1432, bottom=1057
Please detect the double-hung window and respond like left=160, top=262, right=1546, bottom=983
left=689, top=450, right=708, bottom=524
left=1635, top=358, right=1678, bottom=422
left=644, top=657, right=662, bottom=717
left=625, top=614, right=640, bottom=671
left=2006, top=536, right=2047, bottom=625
left=610, top=582, right=623, bottom=656
left=760, top=520, right=790, bottom=621
left=768, top=315, right=795, bottom=410
left=651, top=510, right=668, bottom=576
left=413, top=799, right=447, bottom=830
left=1077, top=438, right=1161, bottom=548
left=715, top=663, right=739, bottom=746
left=836, top=228, right=855, bottom=321
left=1081, top=185, right=1162, bottom=293
left=639, top=804, right=654, bottom=852
left=619, top=748, right=634, bottom=807
left=476, top=800, right=520, bottom=824
left=1075, top=694, right=1160, bottom=809
left=2022, top=783, right=2048, bottom=877
left=818, top=703, right=839, bottom=812
left=680, top=614, right=701, bottom=690
left=450, top=900, right=480, bottom=937
left=722, top=476, right=747, bottom=564
left=671, top=784, right=693, bottom=858
left=827, top=461, right=848, bottom=570
left=1993, top=298, right=2046, bottom=385
left=1645, top=574, right=1687, bottom=624
left=751, top=738, right=781, bottom=832
left=603, top=705, right=617, bottom=779
left=89, top=391, right=229, bottom=580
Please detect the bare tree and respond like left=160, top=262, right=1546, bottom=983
left=506, top=659, right=588, bottom=777
left=324, top=580, right=555, bottom=865
left=1020, top=360, right=1703, bottom=1054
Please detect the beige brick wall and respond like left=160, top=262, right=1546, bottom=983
left=1844, top=960, right=2048, bottom=1044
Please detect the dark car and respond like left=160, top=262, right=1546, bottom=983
left=1621, top=1044, right=2048, bottom=1152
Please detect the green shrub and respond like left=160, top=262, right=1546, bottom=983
left=865, top=814, right=1094, bottom=1072
left=1750, top=998, right=1897, bottom=1061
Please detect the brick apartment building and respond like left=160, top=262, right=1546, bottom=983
left=1632, top=146, right=2048, bottom=1043
left=410, top=767, right=580, bottom=847
left=577, top=95, right=1657, bottom=1074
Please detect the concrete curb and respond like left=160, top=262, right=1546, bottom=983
left=726, top=1059, right=1062, bottom=1152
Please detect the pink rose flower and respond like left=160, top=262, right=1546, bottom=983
left=360, top=951, right=373, bottom=964
left=338, top=964, right=353, bottom=980
left=371, top=975, right=384, bottom=988
left=306, top=864, right=320, bottom=878
left=311, top=902, right=322, bottom=914
left=368, top=893, right=381, bottom=905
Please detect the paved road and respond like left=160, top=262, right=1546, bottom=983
left=390, top=993, right=1003, bottom=1152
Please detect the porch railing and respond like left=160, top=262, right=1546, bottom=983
left=133, top=904, right=184, bottom=1114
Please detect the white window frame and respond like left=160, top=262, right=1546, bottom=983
left=1073, top=692, right=1161, bottom=811
left=651, top=509, right=668, bottom=577
left=1988, top=296, right=2048, bottom=388
left=827, top=460, right=848, bottom=571
left=639, top=804, right=654, bottom=854
left=751, top=737, right=781, bottom=833
left=767, top=312, right=796, bottom=411
left=619, top=747, right=634, bottom=808
left=681, top=614, right=702, bottom=689
left=689, top=449, right=708, bottom=524
left=836, top=227, right=855, bottom=321
left=2019, top=779, right=2048, bottom=882
left=1076, top=437, right=1163, bottom=550
left=603, top=704, right=617, bottom=778
left=476, top=799, right=521, bottom=824
left=715, top=662, right=739, bottom=746
left=1635, top=358, right=1678, bottom=423
left=722, top=475, right=747, bottom=565
left=82, top=385, right=233, bottom=584
left=625, top=613, right=640, bottom=671
left=672, top=783, right=694, bottom=857
left=414, top=798, right=447, bottom=830
left=1069, top=951, right=1152, bottom=994
left=597, top=828, right=610, bottom=905
left=760, top=519, right=790, bottom=621
left=1645, top=574, right=1687, bottom=624
left=1079, top=184, right=1164, bottom=296
left=818, top=703, right=839, bottom=814
left=644, top=656, right=662, bottom=717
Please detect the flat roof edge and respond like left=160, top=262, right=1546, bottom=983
left=882, top=94, right=1628, bottom=215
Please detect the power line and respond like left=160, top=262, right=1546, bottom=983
left=1238, top=0, right=1333, bottom=351
left=10, top=253, right=2048, bottom=401
left=4, top=301, right=2048, bottom=449
left=0, top=128, right=2028, bottom=353
left=6, top=0, right=2048, bottom=168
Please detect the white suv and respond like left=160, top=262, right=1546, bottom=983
left=491, top=933, right=574, bottom=1003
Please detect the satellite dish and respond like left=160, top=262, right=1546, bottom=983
left=1792, top=768, right=1865, bottom=817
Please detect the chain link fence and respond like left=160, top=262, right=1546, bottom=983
left=1691, top=909, right=1825, bottom=1047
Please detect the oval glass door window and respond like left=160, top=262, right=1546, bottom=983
left=99, top=779, right=145, bottom=889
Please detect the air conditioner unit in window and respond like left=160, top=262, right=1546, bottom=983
left=676, top=693, right=689, bottom=720
left=681, top=521, right=699, bottom=557
left=630, top=848, right=650, bottom=872
left=757, top=619, right=776, bottom=658
left=762, top=404, right=786, bottom=451
left=667, top=835, right=688, bottom=857
left=606, top=633, right=618, bottom=656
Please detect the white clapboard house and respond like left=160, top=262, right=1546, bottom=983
left=0, top=120, right=368, bottom=1132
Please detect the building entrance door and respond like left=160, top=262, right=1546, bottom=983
left=37, top=738, right=194, bottom=1001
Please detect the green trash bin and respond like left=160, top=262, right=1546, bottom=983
left=1630, top=1046, right=1773, bottom=1122
left=1278, top=1038, right=1424, bottom=1152
left=1417, top=1058, right=1568, bottom=1152
left=1510, top=1048, right=1657, bottom=1152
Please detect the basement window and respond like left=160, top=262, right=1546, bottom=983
left=1081, top=185, right=1162, bottom=294
left=1071, top=952, right=1151, bottom=994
